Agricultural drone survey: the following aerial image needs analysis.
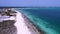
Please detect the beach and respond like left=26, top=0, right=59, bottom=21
left=15, top=11, right=43, bottom=34
left=22, top=14, right=40, bottom=34
left=15, top=11, right=31, bottom=34
left=20, top=12, right=44, bottom=34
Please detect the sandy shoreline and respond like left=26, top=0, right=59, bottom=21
left=21, top=12, right=44, bottom=34
left=15, top=11, right=32, bottom=34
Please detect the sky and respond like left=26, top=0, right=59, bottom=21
left=0, top=0, right=60, bottom=7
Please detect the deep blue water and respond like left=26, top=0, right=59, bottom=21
left=17, top=8, right=60, bottom=34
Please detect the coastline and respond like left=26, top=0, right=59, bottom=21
left=21, top=12, right=45, bottom=34
left=0, top=8, right=45, bottom=34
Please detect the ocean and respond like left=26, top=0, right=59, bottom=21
left=16, top=8, right=60, bottom=34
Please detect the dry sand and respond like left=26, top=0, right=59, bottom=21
left=15, top=12, right=32, bottom=34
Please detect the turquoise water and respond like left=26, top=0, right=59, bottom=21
left=16, top=8, right=60, bottom=34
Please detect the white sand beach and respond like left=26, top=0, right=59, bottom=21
left=15, top=12, right=32, bottom=34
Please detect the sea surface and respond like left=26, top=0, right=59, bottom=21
left=16, top=8, right=60, bottom=34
